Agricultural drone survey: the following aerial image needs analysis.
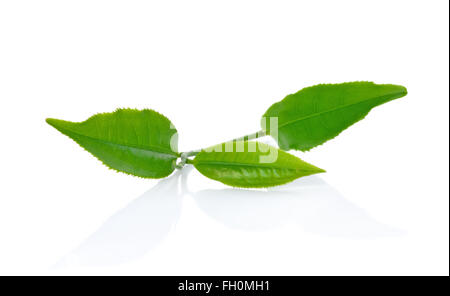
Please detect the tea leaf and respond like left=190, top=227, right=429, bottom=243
left=192, top=141, right=324, bottom=188
left=46, top=108, right=179, bottom=178
left=262, top=82, right=407, bottom=151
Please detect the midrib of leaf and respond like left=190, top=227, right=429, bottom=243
left=276, top=91, right=405, bottom=130
left=195, top=160, right=320, bottom=172
left=55, top=125, right=179, bottom=158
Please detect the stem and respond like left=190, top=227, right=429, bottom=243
left=229, top=130, right=266, bottom=143
left=181, top=130, right=266, bottom=159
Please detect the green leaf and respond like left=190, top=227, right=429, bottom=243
left=46, top=108, right=179, bottom=178
left=262, top=82, right=408, bottom=151
left=192, top=141, right=325, bottom=188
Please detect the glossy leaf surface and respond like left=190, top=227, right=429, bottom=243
left=262, top=82, right=407, bottom=151
left=47, top=109, right=179, bottom=178
left=192, top=141, right=324, bottom=188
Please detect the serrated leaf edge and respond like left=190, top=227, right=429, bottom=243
left=46, top=108, right=180, bottom=179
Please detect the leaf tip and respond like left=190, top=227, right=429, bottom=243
left=315, top=167, right=326, bottom=173
left=400, top=85, right=408, bottom=96
left=309, top=165, right=326, bottom=175
left=45, top=118, right=58, bottom=128
left=46, top=118, right=69, bottom=132
left=298, top=159, right=326, bottom=175
left=387, top=84, right=408, bottom=99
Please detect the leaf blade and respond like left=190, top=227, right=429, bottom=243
left=192, top=141, right=325, bottom=188
left=46, top=108, right=179, bottom=178
left=262, top=82, right=407, bottom=151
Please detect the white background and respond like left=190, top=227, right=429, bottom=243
left=0, top=0, right=448, bottom=276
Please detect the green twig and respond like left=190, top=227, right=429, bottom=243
left=180, top=130, right=266, bottom=161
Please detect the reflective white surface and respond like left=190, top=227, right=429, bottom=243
left=55, top=167, right=404, bottom=268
